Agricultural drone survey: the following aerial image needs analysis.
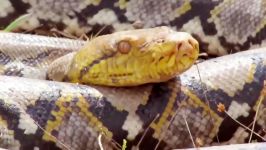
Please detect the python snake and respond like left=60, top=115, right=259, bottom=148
left=1, top=0, right=266, bottom=150
left=0, top=30, right=266, bottom=150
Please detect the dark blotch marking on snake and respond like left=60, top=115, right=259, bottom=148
left=0, top=51, right=12, bottom=65
left=26, top=89, right=61, bottom=127
left=81, top=92, right=129, bottom=144
left=130, top=78, right=180, bottom=149
left=78, top=51, right=117, bottom=80
left=21, top=49, right=72, bottom=67
left=0, top=98, right=61, bottom=149
left=4, top=66, right=24, bottom=77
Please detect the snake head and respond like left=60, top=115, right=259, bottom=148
left=48, top=26, right=199, bottom=86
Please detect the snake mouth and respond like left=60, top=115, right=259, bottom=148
left=175, top=39, right=199, bottom=70
left=147, top=37, right=199, bottom=83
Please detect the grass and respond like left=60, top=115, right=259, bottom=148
left=122, top=139, right=127, bottom=150
left=3, top=14, right=30, bottom=32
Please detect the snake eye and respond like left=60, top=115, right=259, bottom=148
left=117, top=41, right=131, bottom=54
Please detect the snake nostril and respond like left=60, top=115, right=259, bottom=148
left=188, top=38, right=199, bottom=50
left=159, top=56, right=164, bottom=61
left=183, top=53, right=188, bottom=57
left=176, top=40, right=195, bottom=58
left=188, top=39, right=194, bottom=48
left=177, top=42, right=182, bottom=51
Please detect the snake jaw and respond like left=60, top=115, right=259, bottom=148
left=146, top=32, right=199, bottom=83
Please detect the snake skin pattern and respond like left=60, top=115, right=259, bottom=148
left=0, top=31, right=266, bottom=149
left=1, top=0, right=266, bottom=56
left=1, top=0, right=266, bottom=150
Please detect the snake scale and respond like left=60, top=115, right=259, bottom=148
left=1, top=31, right=266, bottom=150
left=1, top=0, right=266, bottom=56
left=1, top=0, right=266, bottom=150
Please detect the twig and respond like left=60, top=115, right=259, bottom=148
left=248, top=81, right=266, bottom=142
left=30, top=114, right=71, bottom=150
left=98, top=133, right=104, bottom=150
left=136, top=114, right=160, bottom=148
left=182, top=113, right=196, bottom=148
left=223, top=110, right=266, bottom=141
left=154, top=109, right=179, bottom=150
left=195, top=63, right=220, bottom=143
left=91, top=25, right=107, bottom=40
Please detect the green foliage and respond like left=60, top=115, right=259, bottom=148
left=122, top=139, right=127, bottom=150
left=4, top=14, right=30, bottom=32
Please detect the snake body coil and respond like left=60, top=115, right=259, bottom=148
left=0, top=0, right=266, bottom=150
left=0, top=44, right=266, bottom=149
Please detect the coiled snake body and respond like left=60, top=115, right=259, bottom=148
left=1, top=0, right=266, bottom=150
left=0, top=29, right=266, bottom=150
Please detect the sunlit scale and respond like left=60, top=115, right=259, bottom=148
left=63, top=26, right=199, bottom=86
